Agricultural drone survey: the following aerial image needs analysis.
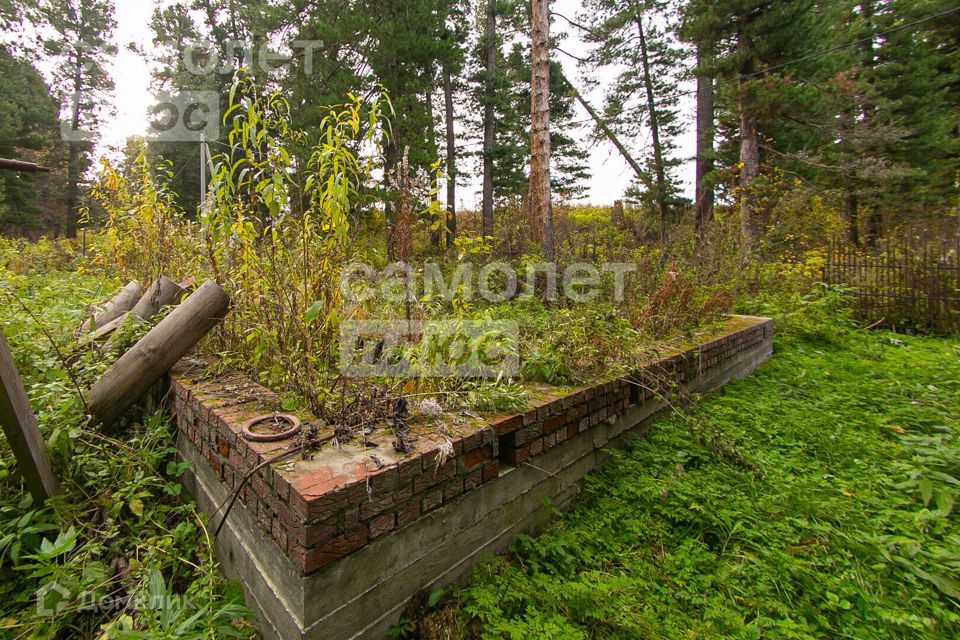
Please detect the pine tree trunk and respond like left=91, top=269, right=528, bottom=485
left=443, top=64, right=457, bottom=249
left=426, top=87, right=441, bottom=247
left=384, top=55, right=400, bottom=261
left=694, top=42, right=714, bottom=245
left=528, top=0, right=553, bottom=261
left=866, top=209, right=882, bottom=249
left=846, top=189, right=860, bottom=246
left=66, top=142, right=80, bottom=239
left=65, top=48, right=85, bottom=239
left=737, top=33, right=761, bottom=252
left=859, top=0, right=882, bottom=248
left=635, top=14, right=669, bottom=243
left=480, top=0, right=496, bottom=239
left=739, top=109, right=760, bottom=251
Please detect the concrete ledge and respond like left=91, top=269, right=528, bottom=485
left=178, top=315, right=774, bottom=639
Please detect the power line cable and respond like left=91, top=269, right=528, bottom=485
left=558, top=5, right=960, bottom=112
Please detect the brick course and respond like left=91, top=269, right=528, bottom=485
left=171, top=316, right=773, bottom=575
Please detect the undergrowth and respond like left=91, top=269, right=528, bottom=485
left=0, top=267, right=255, bottom=639
left=416, top=305, right=960, bottom=639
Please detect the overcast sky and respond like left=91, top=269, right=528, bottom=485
left=100, top=0, right=697, bottom=208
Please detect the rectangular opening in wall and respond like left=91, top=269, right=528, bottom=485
left=497, top=430, right=518, bottom=476
left=628, top=375, right=640, bottom=405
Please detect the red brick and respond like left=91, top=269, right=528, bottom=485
left=463, top=444, right=493, bottom=470
left=305, top=481, right=366, bottom=519
left=368, top=512, right=396, bottom=539
left=396, top=500, right=421, bottom=527
left=512, top=424, right=541, bottom=447
left=543, top=414, right=564, bottom=434
left=481, top=427, right=497, bottom=447
left=536, top=402, right=556, bottom=421
left=482, top=461, right=499, bottom=483
left=301, top=514, right=338, bottom=548
left=462, top=431, right=482, bottom=452
left=251, top=474, right=271, bottom=501
left=340, top=506, right=361, bottom=530
left=222, top=466, right=235, bottom=489
left=543, top=432, right=556, bottom=450
left=421, top=487, right=443, bottom=512
left=568, top=423, right=579, bottom=439
left=529, top=438, right=544, bottom=457
left=414, top=460, right=455, bottom=492
left=443, top=478, right=465, bottom=501
left=275, top=473, right=291, bottom=503
left=464, top=468, right=483, bottom=492
left=289, top=491, right=309, bottom=521
left=278, top=502, right=306, bottom=538
left=206, top=451, right=223, bottom=476
left=421, top=447, right=454, bottom=472
left=228, top=446, right=245, bottom=472
left=493, top=414, right=523, bottom=436
left=271, top=519, right=288, bottom=553
left=397, top=456, right=422, bottom=480
left=359, top=484, right=413, bottom=520
left=368, top=466, right=401, bottom=493
left=289, top=541, right=306, bottom=568
left=257, top=501, right=272, bottom=533
left=302, top=527, right=369, bottom=573
left=506, top=445, right=529, bottom=466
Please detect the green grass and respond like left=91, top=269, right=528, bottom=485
left=447, top=316, right=960, bottom=638
left=0, top=267, right=255, bottom=639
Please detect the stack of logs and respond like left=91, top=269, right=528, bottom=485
left=80, top=276, right=230, bottom=427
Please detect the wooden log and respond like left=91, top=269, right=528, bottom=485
left=87, top=280, right=230, bottom=427
left=0, top=329, right=59, bottom=503
left=0, top=158, right=53, bottom=173
left=95, top=276, right=187, bottom=343
left=80, top=280, right=142, bottom=332
left=87, top=315, right=127, bottom=342
left=130, top=276, right=187, bottom=321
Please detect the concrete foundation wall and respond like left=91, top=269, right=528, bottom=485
left=179, top=316, right=773, bottom=640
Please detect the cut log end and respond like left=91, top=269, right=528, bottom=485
left=87, top=280, right=230, bottom=427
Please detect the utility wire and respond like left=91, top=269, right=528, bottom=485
left=717, top=5, right=960, bottom=86
left=556, top=4, right=960, bottom=113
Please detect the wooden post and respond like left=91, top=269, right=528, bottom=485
left=130, top=276, right=187, bottom=321
left=0, top=329, right=59, bottom=503
left=80, top=280, right=142, bottom=332
left=87, top=280, right=230, bottom=427
left=96, top=276, right=186, bottom=343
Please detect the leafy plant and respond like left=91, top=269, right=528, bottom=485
left=445, top=314, right=960, bottom=639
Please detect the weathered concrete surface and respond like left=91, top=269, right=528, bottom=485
left=179, top=315, right=773, bottom=640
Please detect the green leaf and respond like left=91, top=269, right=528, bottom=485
left=918, top=477, right=934, bottom=505
left=935, top=490, right=955, bottom=516
left=304, top=300, right=325, bottom=325
left=427, top=588, right=446, bottom=608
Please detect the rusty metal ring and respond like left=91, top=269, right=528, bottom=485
left=241, top=413, right=302, bottom=442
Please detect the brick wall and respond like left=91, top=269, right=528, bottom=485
left=494, top=316, right=773, bottom=466
left=170, top=316, right=773, bottom=576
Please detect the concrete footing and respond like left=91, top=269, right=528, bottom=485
left=179, top=317, right=773, bottom=640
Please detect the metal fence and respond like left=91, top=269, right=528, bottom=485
left=823, top=237, right=960, bottom=335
